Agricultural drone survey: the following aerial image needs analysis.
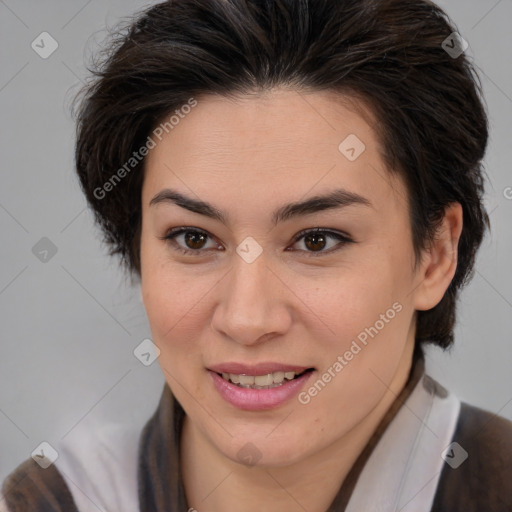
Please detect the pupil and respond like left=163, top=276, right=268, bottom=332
left=305, top=233, right=326, bottom=251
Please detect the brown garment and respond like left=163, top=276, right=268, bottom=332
left=431, top=401, right=512, bottom=511
left=1, top=461, right=79, bottom=512
left=2, top=352, right=512, bottom=511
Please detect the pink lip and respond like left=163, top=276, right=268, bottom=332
left=208, top=362, right=311, bottom=375
left=208, top=369, right=314, bottom=411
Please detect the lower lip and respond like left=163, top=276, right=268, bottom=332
left=209, top=370, right=314, bottom=411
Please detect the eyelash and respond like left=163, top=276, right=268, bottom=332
left=159, top=227, right=354, bottom=257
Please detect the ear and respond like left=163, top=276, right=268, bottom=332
left=413, top=202, right=463, bottom=311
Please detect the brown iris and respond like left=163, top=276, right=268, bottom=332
left=184, top=231, right=208, bottom=250
left=303, top=232, right=327, bottom=252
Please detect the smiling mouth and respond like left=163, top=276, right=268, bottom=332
left=216, top=368, right=314, bottom=389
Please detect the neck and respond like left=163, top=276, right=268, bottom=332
left=180, top=338, right=418, bottom=512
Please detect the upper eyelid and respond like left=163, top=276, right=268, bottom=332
left=162, top=226, right=350, bottom=239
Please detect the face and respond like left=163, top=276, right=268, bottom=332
left=140, top=88, right=422, bottom=467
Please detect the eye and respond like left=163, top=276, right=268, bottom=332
left=288, top=227, right=354, bottom=256
left=159, top=226, right=354, bottom=257
left=159, top=227, right=222, bottom=256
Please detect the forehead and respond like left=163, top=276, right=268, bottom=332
left=142, top=88, right=407, bottom=219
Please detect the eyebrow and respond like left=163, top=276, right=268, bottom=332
left=149, top=187, right=372, bottom=226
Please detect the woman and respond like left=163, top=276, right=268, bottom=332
left=2, top=0, right=511, bottom=510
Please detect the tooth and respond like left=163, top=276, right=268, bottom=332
left=255, top=374, right=273, bottom=386
left=273, top=371, right=285, bottom=383
left=225, top=370, right=304, bottom=387
left=239, top=375, right=255, bottom=385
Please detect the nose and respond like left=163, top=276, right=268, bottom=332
left=210, top=251, right=292, bottom=347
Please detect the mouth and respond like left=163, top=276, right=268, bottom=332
left=207, top=363, right=316, bottom=410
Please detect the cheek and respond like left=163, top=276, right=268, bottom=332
left=322, top=297, right=406, bottom=382
left=312, top=264, right=411, bottom=389
left=141, top=254, right=218, bottom=366
left=309, top=264, right=400, bottom=340
left=143, top=272, right=199, bottom=338
left=141, top=236, right=191, bottom=325
left=141, top=266, right=209, bottom=403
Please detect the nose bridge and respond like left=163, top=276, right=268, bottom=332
left=232, top=247, right=269, bottom=299
left=228, top=249, right=273, bottom=319
left=211, top=248, right=289, bottom=345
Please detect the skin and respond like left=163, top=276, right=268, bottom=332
left=140, top=87, right=463, bottom=512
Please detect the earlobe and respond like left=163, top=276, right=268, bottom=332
left=413, top=202, right=463, bottom=311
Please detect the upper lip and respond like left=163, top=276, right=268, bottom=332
left=208, top=362, right=313, bottom=375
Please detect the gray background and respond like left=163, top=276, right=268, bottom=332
left=1, top=0, right=511, bottom=482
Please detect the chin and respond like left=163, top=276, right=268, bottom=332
left=221, top=434, right=310, bottom=469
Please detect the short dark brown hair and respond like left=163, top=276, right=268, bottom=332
left=73, top=0, right=490, bottom=350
